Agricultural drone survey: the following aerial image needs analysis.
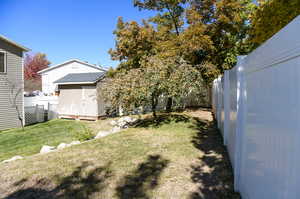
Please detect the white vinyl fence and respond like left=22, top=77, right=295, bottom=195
left=24, top=103, right=59, bottom=126
left=213, top=16, right=300, bottom=199
left=24, top=96, right=59, bottom=125
left=48, top=103, right=58, bottom=120
left=24, top=96, right=58, bottom=110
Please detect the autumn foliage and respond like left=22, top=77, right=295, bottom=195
left=250, top=0, right=300, bottom=47
left=24, top=53, right=50, bottom=92
left=24, top=53, right=50, bottom=80
left=104, top=0, right=299, bottom=114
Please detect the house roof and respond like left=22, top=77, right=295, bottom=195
left=0, top=35, right=30, bottom=52
left=54, top=72, right=105, bottom=85
left=38, top=59, right=106, bottom=74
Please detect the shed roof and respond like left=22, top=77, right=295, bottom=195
left=54, top=72, right=105, bottom=85
left=0, top=35, right=30, bottom=52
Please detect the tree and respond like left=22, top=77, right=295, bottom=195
left=134, top=0, right=190, bottom=112
left=187, top=0, right=255, bottom=73
left=24, top=53, right=50, bottom=92
left=108, top=17, right=157, bottom=72
left=4, top=78, right=24, bottom=130
left=250, top=0, right=300, bottom=47
left=100, top=55, right=205, bottom=117
left=24, top=79, right=42, bottom=93
left=107, top=0, right=254, bottom=113
left=134, top=0, right=186, bottom=36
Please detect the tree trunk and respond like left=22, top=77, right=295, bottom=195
left=15, top=106, right=24, bottom=131
left=152, top=94, right=158, bottom=118
left=166, top=97, right=172, bottom=112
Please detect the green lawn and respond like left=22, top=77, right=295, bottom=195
left=0, top=119, right=93, bottom=161
left=0, top=110, right=239, bottom=199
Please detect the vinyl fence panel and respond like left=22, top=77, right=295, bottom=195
left=223, top=70, right=230, bottom=145
left=212, top=79, right=218, bottom=118
left=226, top=67, right=237, bottom=169
left=24, top=96, right=58, bottom=110
left=48, top=103, right=58, bottom=120
left=217, top=76, right=223, bottom=130
left=238, top=16, right=300, bottom=199
left=213, top=16, right=300, bottom=199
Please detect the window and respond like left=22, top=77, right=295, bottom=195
left=0, top=51, right=6, bottom=73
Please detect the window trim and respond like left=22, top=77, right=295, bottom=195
left=0, top=51, right=7, bottom=74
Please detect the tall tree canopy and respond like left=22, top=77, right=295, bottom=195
left=24, top=53, right=50, bottom=92
left=108, top=17, right=156, bottom=72
left=187, top=0, right=255, bottom=72
left=250, top=0, right=300, bottom=47
left=24, top=53, right=50, bottom=80
left=105, top=0, right=256, bottom=112
left=132, top=0, right=255, bottom=79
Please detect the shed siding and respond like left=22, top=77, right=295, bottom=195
left=57, top=84, right=101, bottom=117
left=0, top=40, right=24, bottom=130
left=96, top=81, right=107, bottom=116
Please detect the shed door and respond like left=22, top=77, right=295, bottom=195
left=81, top=86, right=97, bottom=117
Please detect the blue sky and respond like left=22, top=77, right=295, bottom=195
left=0, top=0, right=154, bottom=68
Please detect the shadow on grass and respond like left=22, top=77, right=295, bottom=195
left=133, top=114, right=190, bottom=128
left=4, top=161, right=112, bottom=199
left=116, top=155, right=169, bottom=199
left=189, top=117, right=240, bottom=199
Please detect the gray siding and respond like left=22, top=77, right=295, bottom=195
left=0, top=40, right=24, bottom=130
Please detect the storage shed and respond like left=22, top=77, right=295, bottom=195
left=54, top=72, right=106, bottom=120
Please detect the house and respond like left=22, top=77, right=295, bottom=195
left=38, top=59, right=106, bottom=95
left=54, top=72, right=107, bottom=120
left=0, top=35, right=29, bottom=130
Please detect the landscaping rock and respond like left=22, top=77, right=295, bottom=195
left=2, top=156, right=23, bottom=163
left=70, top=141, right=81, bottom=146
left=110, top=120, right=117, bottom=126
left=57, top=143, right=69, bottom=150
left=117, top=120, right=127, bottom=128
left=95, top=131, right=112, bottom=139
left=116, top=116, right=137, bottom=128
left=40, top=145, right=56, bottom=154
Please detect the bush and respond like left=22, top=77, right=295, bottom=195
left=75, top=126, right=94, bottom=141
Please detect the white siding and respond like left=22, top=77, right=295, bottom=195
left=41, top=61, right=103, bottom=94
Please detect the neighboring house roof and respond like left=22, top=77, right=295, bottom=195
left=38, top=59, right=106, bottom=74
left=0, top=35, right=30, bottom=52
left=54, top=72, right=105, bottom=85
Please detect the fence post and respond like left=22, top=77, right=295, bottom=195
left=217, top=76, right=222, bottom=129
left=234, top=56, right=247, bottom=192
left=223, top=70, right=230, bottom=145
left=48, top=102, right=50, bottom=121
left=35, top=104, right=38, bottom=123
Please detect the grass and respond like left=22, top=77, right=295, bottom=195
left=0, top=119, right=94, bottom=161
left=0, top=109, right=239, bottom=199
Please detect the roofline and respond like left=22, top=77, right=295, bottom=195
left=38, top=59, right=106, bottom=74
left=54, top=72, right=106, bottom=85
left=0, top=35, right=30, bottom=52
left=56, top=81, right=96, bottom=85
